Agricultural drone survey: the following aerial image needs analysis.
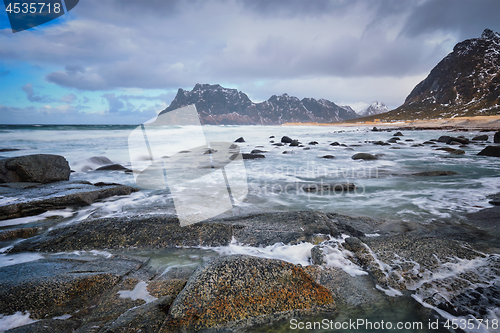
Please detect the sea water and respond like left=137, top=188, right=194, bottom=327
left=1, top=124, right=499, bottom=332
left=1, top=124, right=498, bottom=224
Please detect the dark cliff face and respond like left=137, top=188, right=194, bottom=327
left=385, top=29, right=500, bottom=120
left=160, top=84, right=358, bottom=125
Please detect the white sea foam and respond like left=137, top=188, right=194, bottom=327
left=60, top=250, right=114, bottom=259
left=51, top=314, right=72, bottom=320
left=204, top=236, right=368, bottom=276
left=0, top=209, right=74, bottom=227
left=208, top=237, right=314, bottom=266
left=402, top=253, right=500, bottom=333
left=0, top=312, right=38, bottom=332
left=117, top=281, right=157, bottom=304
left=0, top=252, right=44, bottom=268
left=319, top=237, right=368, bottom=276
left=4, top=125, right=497, bottom=225
left=376, top=284, right=403, bottom=297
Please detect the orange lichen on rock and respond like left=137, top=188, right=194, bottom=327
left=162, top=255, right=335, bottom=332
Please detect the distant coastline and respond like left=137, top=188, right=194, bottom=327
left=283, top=115, right=500, bottom=130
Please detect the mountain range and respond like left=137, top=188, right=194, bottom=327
left=159, top=84, right=362, bottom=125
left=160, top=29, right=499, bottom=123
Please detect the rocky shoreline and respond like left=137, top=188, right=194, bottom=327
left=1, top=206, right=499, bottom=332
left=1, top=131, right=500, bottom=332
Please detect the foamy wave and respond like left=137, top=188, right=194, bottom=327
left=0, top=312, right=38, bottom=332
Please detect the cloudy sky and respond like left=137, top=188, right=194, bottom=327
left=1, top=0, right=499, bottom=124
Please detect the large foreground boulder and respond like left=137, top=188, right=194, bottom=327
left=0, top=154, right=70, bottom=183
left=494, top=131, right=500, bottom=143
left=163, top=255, right=335, bottom=331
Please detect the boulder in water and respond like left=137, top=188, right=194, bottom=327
left=352, top=153, right=378, bottom=160
left=95, top=164, right=131, bottom=171
left=472, top=135, right=488, bottom=141
left=0, top=154, right=70, bottom=183
left=242, top=153, right=265, bottom=159
left=477, top=146, right=500, bottom=157
left=412, top=171, right=458, bottom=177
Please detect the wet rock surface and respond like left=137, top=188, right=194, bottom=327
left=1, top=207, right=499, bottom=332
left=0, top=181, right=139, bottom=220
left=163, top=255, right=335, bottom=332
left=477, top=145, right=500, bottom=157
left=0, top=155, right=70, bottom=184
left=351, top=153, right=378, bottom=160
left=9, top=215, right=234, bottom=252
left=0, top=255, right=147, bottom=319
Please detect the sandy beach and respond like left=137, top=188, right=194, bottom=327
left=284, top=115, right=500, bottom=130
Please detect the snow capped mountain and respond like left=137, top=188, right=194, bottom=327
left=160, top=84, right=359, bottom=124
left=358, top=101, right=389, bottom=117
left=380, top=29, right=500, bottom=120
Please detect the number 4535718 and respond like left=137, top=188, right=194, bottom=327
left=5, top=2, right=61, bottom=14
left=444, top=318, right=498, bottom=330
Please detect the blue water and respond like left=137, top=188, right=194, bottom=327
left=1, top=124, right=499, bottom=224
left=1, top=124, right=500, bottom=332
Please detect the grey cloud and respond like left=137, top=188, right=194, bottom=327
left=119, top=93, right=172, bottom=102
left=100, top=93, right=161, bottom=119
left=1, top=0, right=499, bottom=98
left=46, top=69, right=109, bottom=91
left=102, top=93, right=125, bottom=114
left=65, top=65, right=86, bottom=74
left=400, top=0, right=500, bottom=40
left=0, top=104, right=151, bottom=125
left=22, top=83, right=54, bottom=103
left=61, top=94, right=77, bottom=103
left=241, top=0, right=355, bottom=17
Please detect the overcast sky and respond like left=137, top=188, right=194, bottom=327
left=1, top=0, right=499, bottom=124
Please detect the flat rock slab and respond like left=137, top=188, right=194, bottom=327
left=10, top=211, right=370, bottom=253
left=0, top=181, right=138, bottom=220
left=9, top=215, right=235, bottom=252
left=0, top=255, right=147, bottom=319
left=466, top=206, right=500, bottom=237
left=209, top=211, right=345, bottom=246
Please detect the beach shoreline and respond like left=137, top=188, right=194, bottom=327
left=283, top=115, right=500, bottom=130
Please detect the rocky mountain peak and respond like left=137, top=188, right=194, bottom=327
left=481, top=28, right=500, bottom=41
left=159, top=84, right=359, bottom=124
left=359, top=101, right=389, bottom=117
left=379, top=29, right=500, bottom=120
